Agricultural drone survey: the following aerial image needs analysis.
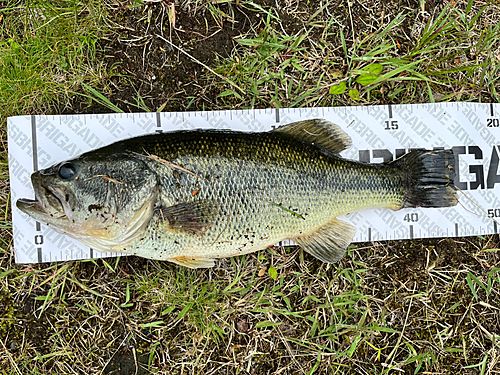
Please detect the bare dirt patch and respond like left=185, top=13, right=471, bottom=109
left=94, top=2, right=261, bottom=112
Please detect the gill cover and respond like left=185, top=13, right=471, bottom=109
left=17, top=151, right=160, bottom=252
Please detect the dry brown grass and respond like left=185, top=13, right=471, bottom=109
left=1, top=0, right=500, bottom=374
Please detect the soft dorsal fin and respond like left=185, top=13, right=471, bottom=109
left=273, top=119, right=352, bottom=154
left=293, top=218, right=355, bottom=263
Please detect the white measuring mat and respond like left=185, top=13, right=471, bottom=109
left=8, top=102, right=500, bottom=264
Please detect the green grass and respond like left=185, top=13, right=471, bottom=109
left=211, top=0, right=499, bottom=108
left=1, top=0, right=500, bottom=374
left=0, top=0, right=109, bottom=122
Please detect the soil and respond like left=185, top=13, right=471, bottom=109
left=91, top=2, right=261, bottom=113
left=82, top=0, right=436, bottom=114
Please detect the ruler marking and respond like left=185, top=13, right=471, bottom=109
left=31, top=115, right=43, bottom=263
left=156, top=112, right=161, bottom=128
left=155, top=112, right=162, bottom=133
left=31, top=115, right=38, bottom=171
left=16, top=103, right=500, bottom=264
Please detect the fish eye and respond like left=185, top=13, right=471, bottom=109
left=58, top=163, right=77, bottom=180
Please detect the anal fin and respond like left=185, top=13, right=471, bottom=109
left=169, top=255, right=216, bottom=269
left=294, top=218, right=355, bottom=263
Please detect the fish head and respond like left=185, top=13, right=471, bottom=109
left=16, top=152, right=159, bottom=251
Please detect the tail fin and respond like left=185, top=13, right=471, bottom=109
left=391, top=149, right=458, bottom=208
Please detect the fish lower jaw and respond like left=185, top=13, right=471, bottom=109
left=16, top=198, right=65, bottom=221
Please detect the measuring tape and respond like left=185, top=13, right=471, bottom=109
left=7, top=102, right=499, bottom=263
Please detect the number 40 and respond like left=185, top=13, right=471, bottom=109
left=404, top=213, right=419, bottom=222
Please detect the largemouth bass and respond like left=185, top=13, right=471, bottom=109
left=17, top=119, right=458, bottom=268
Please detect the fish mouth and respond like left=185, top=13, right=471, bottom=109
left=17, top=181, right=73, bottom=221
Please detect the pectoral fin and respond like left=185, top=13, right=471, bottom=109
left=158, top=200, right=216, bottom=235
left=169, top=255, right=216, bottom=269
left=294, top=218, right=355, bottom=263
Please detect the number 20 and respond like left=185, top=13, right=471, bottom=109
left=487, top=118, right=499, bottom=128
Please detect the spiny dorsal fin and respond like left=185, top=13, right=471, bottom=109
left=273, top=119, right=352, bottom=154
left=169, top=255, right=216, bottom=269
left=294, top=218, right=355, bottom=263
left=158, top=200, right=216, bottom=235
